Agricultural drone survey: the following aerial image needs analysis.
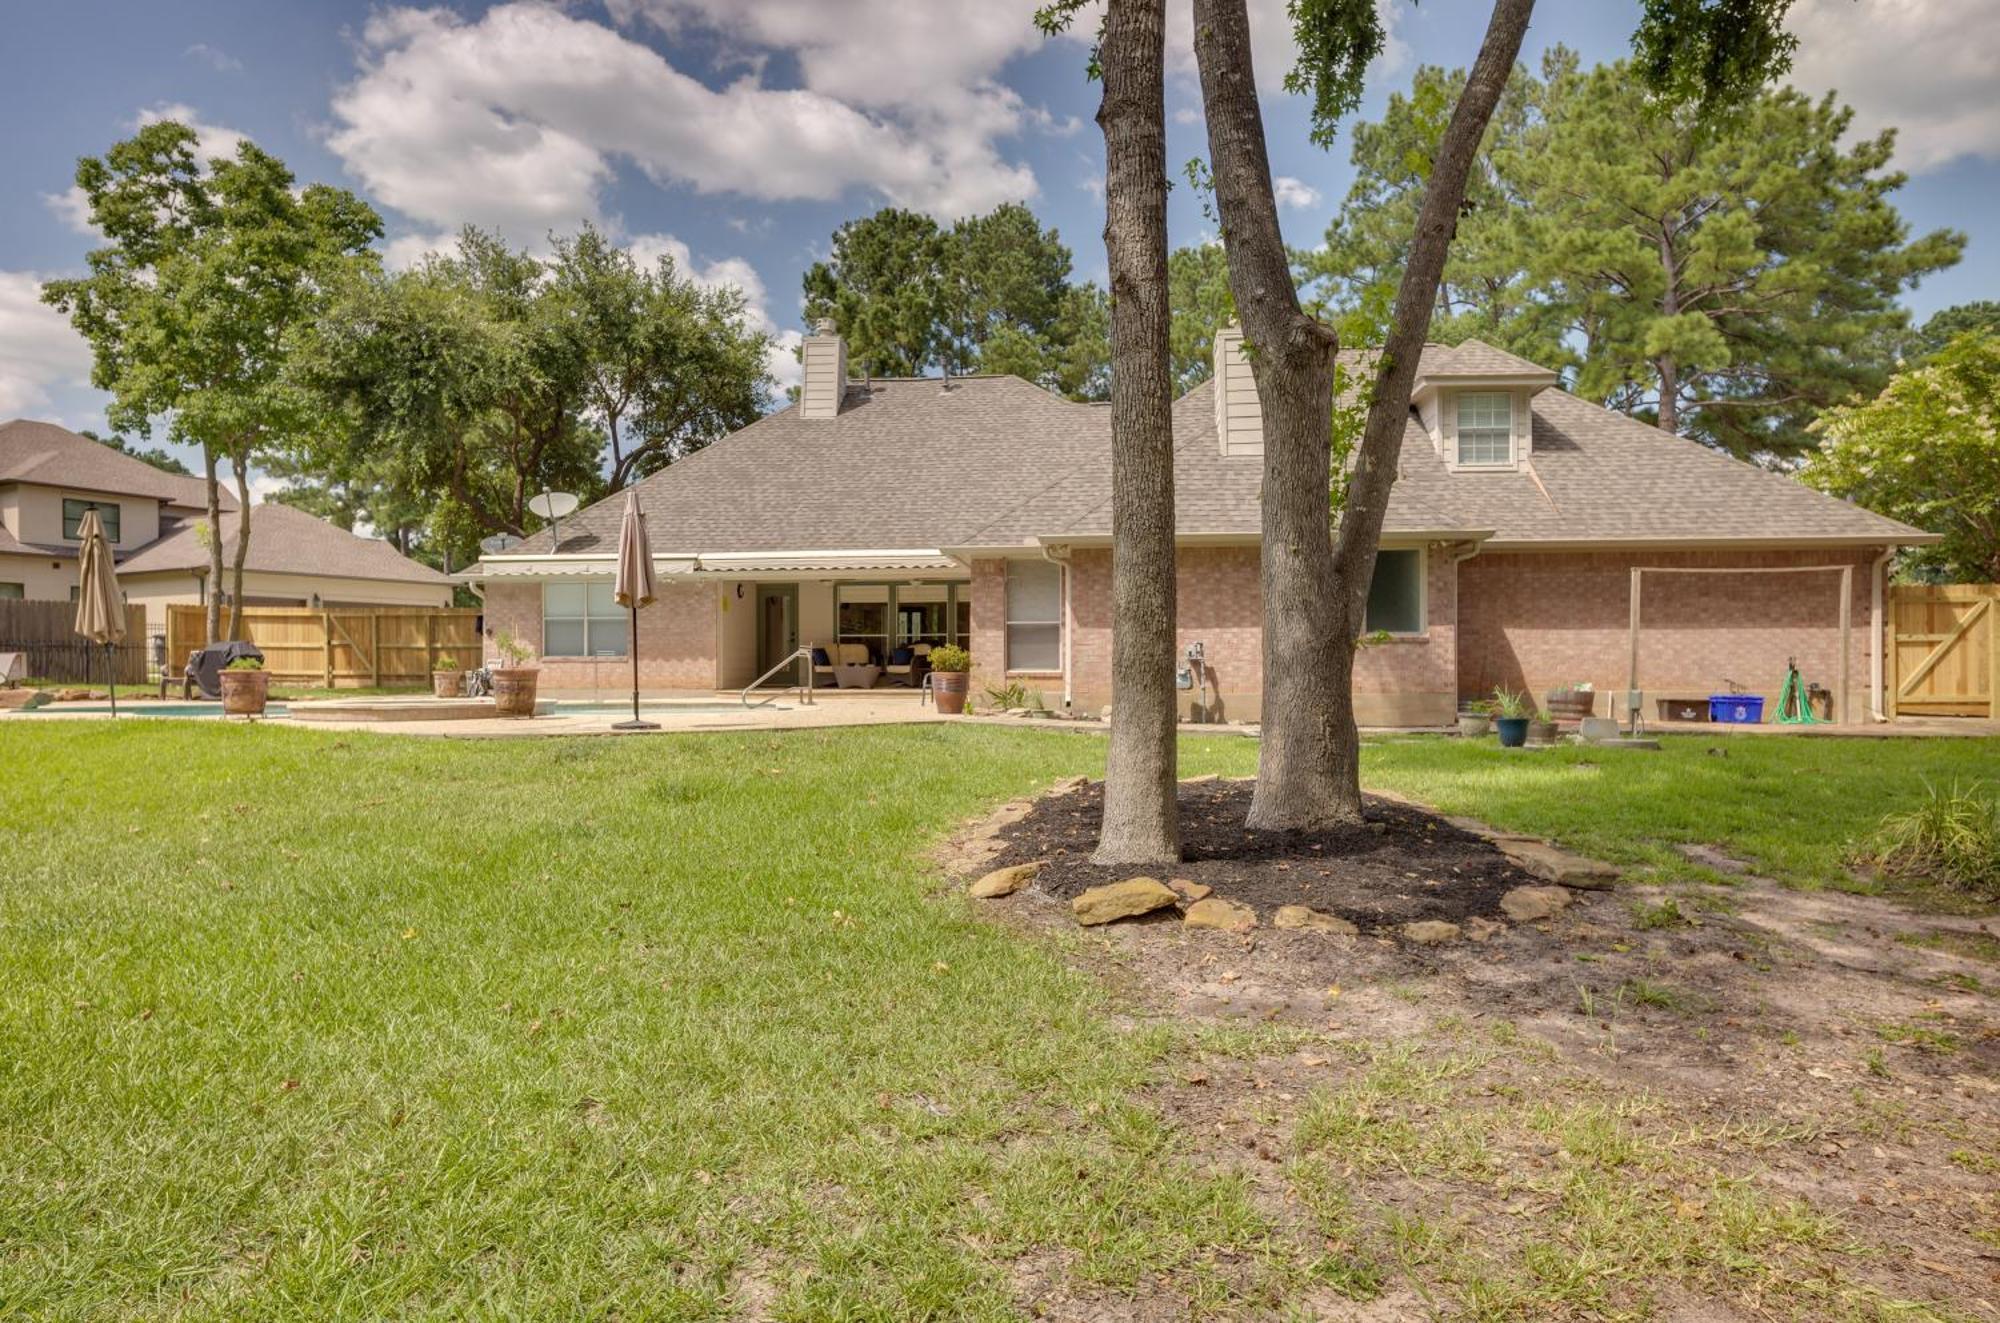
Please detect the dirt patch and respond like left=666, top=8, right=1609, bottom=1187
left=949, top=780, right=2000, bottom=1320
left=988, top=778, right=1539, bottom=932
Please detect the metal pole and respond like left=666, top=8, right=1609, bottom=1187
left=107, top=643, right=117, bottom=717
left=612, top=603, right=657, bottom=731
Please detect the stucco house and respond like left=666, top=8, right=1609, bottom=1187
left=0, top=419, right=452, bottom=629
left=464, top=323, right=1934, bottom=726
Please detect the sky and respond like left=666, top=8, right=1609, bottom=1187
left=3, top=0, right=1997, bottom=480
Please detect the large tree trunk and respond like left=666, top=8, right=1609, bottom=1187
left=202, top=443, right=223, bottom=645
left=1195, top=0, right=1536, bottom=829
left=227, top=449, right=253, bottom=642
left=1093, top=0, right=1180, bottom=865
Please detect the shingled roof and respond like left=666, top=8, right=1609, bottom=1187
left=117, top=502, right=451, bottom=584
left=0, top=419, right=227, bottom=509
left=483, top=345, right=1927, bottom=568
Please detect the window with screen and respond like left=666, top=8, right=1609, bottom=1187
left=1005, top=560, right=1062, bottom=672
left=542, top=581, right=627, bottom=657
left=1455, top=392, right=1513, bottom=466
left=1364, top=548, right=1424, bottom=635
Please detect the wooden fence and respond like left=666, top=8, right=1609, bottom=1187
left=166, top=605, right=481, bottom=689
left=0, top=600, right=150, bottom=684
left=1886, top=584, right=1997, bottom=719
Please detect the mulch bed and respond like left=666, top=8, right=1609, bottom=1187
left=989, top=778, right=1539, bottom=932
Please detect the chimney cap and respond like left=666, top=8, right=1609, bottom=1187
left=811, top=317, right=838, bottom=336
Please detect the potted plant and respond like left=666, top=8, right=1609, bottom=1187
left=1490, top=687, right=1532, bottom=748
left=490, top=631, right=540, bottom=718
left=219, top=656, right=270, bottom=717
left=431, top=653, right=466, bottom=699
left=1544, top=682, right=1594, bottom=723
left=927, top=644, right=971, bottom=715
left=1457, top=698, right=1493, bottom=738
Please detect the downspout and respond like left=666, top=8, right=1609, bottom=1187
left=1449, top=539, right=1484, bottom=714
left=1041, top=543, right=1073, bottom=710
left=1869, top=544, right=1894, bottom=722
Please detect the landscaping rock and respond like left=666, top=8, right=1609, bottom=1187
left=1050, top=775, right=1090, bottom=794
left=1273, top=905, right=1359, bottom=936
left=1496, top=839, right=1619, bottom=890
left=968, top=861, right=1042, bottom=899
left=1072, top=877, right=1179, bottom=926
left=1465, top=917, right=1506, bottom=943
left=1183, top=897, right=1257, bottom=933
left=1500, top=885, right=1572, bottom=923
left=1167, top=878, right=1213, bottom=904
left=1402, top=920, right=1462, bottom=945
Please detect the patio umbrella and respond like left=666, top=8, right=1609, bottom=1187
left=611, top=489, right=659, bottom=731
left=72, top=508, right=126, bottom=716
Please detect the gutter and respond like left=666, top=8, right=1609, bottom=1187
left=1870, top=543, right=1896, bottom=722
left=1040, top=542, right=1074, bottom=710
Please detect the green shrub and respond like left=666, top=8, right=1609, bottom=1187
left=222, top=657, right=264, bottom=671
left=926, top=644, right=970, bottom=673
left=1865, top=781, right=2000, bottom=900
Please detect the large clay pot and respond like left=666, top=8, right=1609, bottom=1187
left=1495, top=716, right=1529, bottom=748
left=432, top=669, right=465, bottom=699
left=931, top=670, right=969, bottom=715
left=220, top=667, right=270, bottom=716
left=491, top=666, right=540, bottom=718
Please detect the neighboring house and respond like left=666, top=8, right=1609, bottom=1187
left=464, top=323, right=1935, bottom=725
left=0, top=419, right=452, bottom=629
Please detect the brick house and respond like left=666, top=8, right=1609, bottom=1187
left=464, top=324, right=1933, bottom=725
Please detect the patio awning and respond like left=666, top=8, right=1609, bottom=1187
left=461, top=549, right=959, bottom=582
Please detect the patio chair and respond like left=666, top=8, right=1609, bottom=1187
left=885, top=645, right=919, bottom=687
left=809, top=645, right=836, bottom=688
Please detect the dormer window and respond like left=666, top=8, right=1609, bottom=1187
left=1455, top=392, right=1513, bottom=467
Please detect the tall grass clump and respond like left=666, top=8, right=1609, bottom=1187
left=1864, top=781, right=2000, bottom=900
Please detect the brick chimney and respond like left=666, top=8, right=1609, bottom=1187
left=1211, top=324, right=1262, bottom=457
left=799, top=318, right=848, bottom=420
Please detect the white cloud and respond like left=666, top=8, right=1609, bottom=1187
left=1272, top=175, right=1322, bottom=209
left=1787, top=0, right=2000, bottom=173
left=135, top=103, right=252, bottom=165
left=0, top=272, right=96, bottom=419
left=1162, top=0, right=1410, bottom=98
left=184, top=43, right=242, bottom=73
left=326, top=2, right=1040, bottom=248
left=43, top=186, right=98, bottom=237
left=626, top=233, right=802, bottom=393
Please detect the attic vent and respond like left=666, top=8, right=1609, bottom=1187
left=1212, top=324, right=1262, bottom=458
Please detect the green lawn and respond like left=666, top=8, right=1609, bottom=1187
left=1, top=722, right=1993, bottom=1318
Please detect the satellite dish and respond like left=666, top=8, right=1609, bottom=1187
left=480, top=533, right=522, bottom=555
left=527, top=491, right=579, bottom=520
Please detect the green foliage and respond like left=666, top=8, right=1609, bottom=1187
left=1167, top=243, right=1237, bottom=392
left=494, top=630, right=535, bottom=666
left=221, top=656, right=263, bottom=671
left=1284, top=0, right=1393, bottom=148
left=41, top=117, right=383, bottom=486
left=1805, top=333, right=2000, bottom=583
left=926, top=644, right=971, bottom=674
left=285, top=225, right=769, bottom=568
left=78, top=429, right=192, bottom=477
left=1303, top=53, right=1962, bottom=459
left=1865, top=781, right=2000, bottom=901
left=1631, top=0, right=1797, bottom=109
left=432, top=655, right=460, bottom=672
left=1911, top=302, right=2000, bottom=360
left=1488, top=687, right=1533, bottom=719
left=983, top=681, right=1047, bottom=712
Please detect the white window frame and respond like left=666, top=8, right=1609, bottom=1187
left=1004, top=559, right=1064, bottom=674
left=1363, top=546, right=1427, bottom=637
left=1454, top=391, right=1514, bottom=469
left=542, top=580, right=628, bottom=658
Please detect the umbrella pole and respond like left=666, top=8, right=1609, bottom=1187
left=107, top=643, right=117, bottom=717
left=613, top=603, right=658, bottom=731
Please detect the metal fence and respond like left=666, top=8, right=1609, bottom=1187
left=0, top=601, right=154, bottom=685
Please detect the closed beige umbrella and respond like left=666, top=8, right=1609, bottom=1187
left=72, top=507, right=126, bottom=715
left=611, top=489, right=658, bottom=730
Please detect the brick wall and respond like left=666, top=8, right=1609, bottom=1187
left=967, top=558, right=1011, bottom=700
left=481, top=580, right=718, bottom=693
left=1064, top=543, right=1459, bottom=726
left=1457, top=547, right=1875, bottom=720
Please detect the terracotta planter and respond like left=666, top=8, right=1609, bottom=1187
left=219, top=667, right=270, bottom=716
left=490, top=666, right=540, bottom=718
left=931, top=670, right=969, bottom=715
left=1527, top=718, right=1560, bottom=745
left=432, top=669, right=465, bottom=699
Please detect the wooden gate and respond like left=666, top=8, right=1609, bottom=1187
left=166, top=606, right=481, bottom=688
left=1887, top=584, right=1997, bottom=718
